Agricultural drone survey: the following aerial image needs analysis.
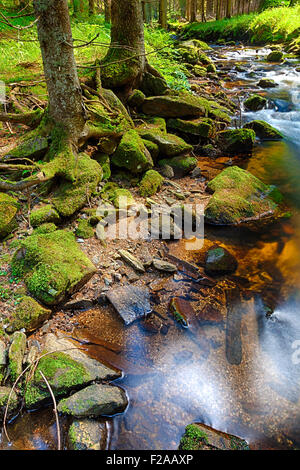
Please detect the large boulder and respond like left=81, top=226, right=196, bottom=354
left=257, top=78, right=278, bottom=88
left=0, top=193, right=19, bottom=239
left=141, top=95, right=206, bottom=118
left=139, top=170, right=164, bottom=197
left=205, top=166, right=281, bottom=225
left=216, top=129, right=256, bottom=154
left=243, top=120, right=283, bottom=140
left=58, top=384, right=128, bottom=418
left=11, top=230, right=97, bottom=305
left=111, top=129, right=153, bottom=174
left=266, top=50, right=284, bottom=62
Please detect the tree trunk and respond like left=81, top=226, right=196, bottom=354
left=89, top=0, right=96, bottom=15
left=33, top=0, right=85, bottom=139
left=159, top=0, right=168, bottom=29
left=104, top=0, right=111, bottom=22
left=101, top=0, right=146, bottom=94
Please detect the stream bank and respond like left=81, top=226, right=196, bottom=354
left=0, top=39, right=300, bottom=450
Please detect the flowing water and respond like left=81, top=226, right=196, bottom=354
left=1, top=45, right=300, bottom=450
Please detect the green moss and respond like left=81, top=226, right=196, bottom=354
left=206, top=63, right=217, bottom=73
left=167, top=117, right=214, bottom=139
left=205, top=166, right=280, bottom=225
left=217, top=129, right=256, bottom=153
left=8, top=331, right=26, bottom=382
left=139, top=170, right=164, bottom=197
left=0, top=193, right=19, bottom=239
left=128, top=89, right=146, bottom=108
left=24, top=351, right=92, bottom=409
left=11, top=230, right=96, bottom=305
left=52, top=153, right=102, bottom=217
left=243, top=120, right=283, bottom=140
left=193, top=65, right=207, bottom=77
left=179, top=424, right=208, bottom=450
left=76, top=219, right=94, bottom=239
left=112, top=129, right=153, bottom=174
left=30, top=204, right=60, bottom=227
left=244, top=94, right=267, bottom=111
left=101, top=182, right=135, bottom=209
left=158, top=155, right=197, bottom=176
left=138, top=129, right=193, bottom=158
left=266, top=50, right=284, bottom=62
left=33, top=223, right=57, bottom=235
left=7, top=296, right=51, bottom=334
left=93, top=153, right=111, bottom=180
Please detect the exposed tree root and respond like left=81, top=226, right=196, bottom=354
left=0, top=109, right=43, bottom=128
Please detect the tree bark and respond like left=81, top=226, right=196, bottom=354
left=33, top=0, right=85, bottom=138
left=101, top=0, right=146, bottom=93
left=159, top=0, right=168, bottom=29
left=104, top=0, right=111, bottom=22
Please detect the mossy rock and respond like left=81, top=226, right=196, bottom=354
left=127, top=89, right=146, bottom=108
left=206, top=63, right=217, bottom=74
left=205, top=246, right=238, bottom=275
left=33, top=223, right=57, bottom=235
left=7, top=296, right=51, bottom=334
left=30, top=204, right=60, bottom=227
left=11, top=230, right=96, bottom=305
left=216, top=129, right=256, bottom=154
left=0, top=193, right=19, bottom=239
left=136, top=117, right=167, bottom=134
left=243, top=120, right=283, bottom=140
left=140, top=72, right=169, bottom=97
left=24, top=352, right=97, bottom=409
left=244, top=94, right=267, bottom=111
left=205, top=166, right=281, bottom=226
left=76, top=219, right=94, bottom=239
left=57, top=384, right=128, bottom=418
left=101, top=182, right=135, bottom=209
left=4, top=136, right=49, bottom=161
left=193, top=65, right=207, bottom=77
left=179, top=39, right=210, bottom=51
left=68, top=419, right=108, bottom=450
left=142, top=93, right=231, bottom=123
left=139, top=170, right=164, bottom=197
left=112, top=129, right=153, bottom=174
left=177, top=46, right=199, bottom=65
left=167, top=117, right=214, bottom=139
left=142, top=139, right=160, bottom=161
left=8, top=331, right=26, bottom=382
left=137, top=129, right=193, bottom=158
left=179, top=423, right=249, bottom=450
left=0, top=386, right=18, bottom=420
left=52, top=153, right=102, bottom=217
left=93, top=153, right=111, bottom=180
left=266, top=51, right=284, bottom=62
left=257, top=78, right=278, bottom=89
left=158, top=155, right=197, bottom=177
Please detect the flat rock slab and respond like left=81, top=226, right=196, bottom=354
left=179, top=423, right=249, bottom=450
left=58, top=383, right=128, bottom=418
left=106, top=285, right=152, bottom=325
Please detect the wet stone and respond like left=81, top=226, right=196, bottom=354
left=106, top=284, right=152, bottom=325
left=179, top=423, right=249, bottom=450
left=58, top=384, right=128, bottom=418
left=68, top=418, right=108, bottom=450
left=205, top=246, right=238, bottom=275
left=152, top=258, right=177, bottom=273
left=118, top=250, right=145, bottom=273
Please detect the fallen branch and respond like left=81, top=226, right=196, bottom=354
left=40, top=371, right=61, bottom=451
left=0, top=12, right=39, bottom=31
left=0, top=171, right=50, bottom=191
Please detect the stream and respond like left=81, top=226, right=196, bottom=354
left=2, top=45, right=300, bottom=451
